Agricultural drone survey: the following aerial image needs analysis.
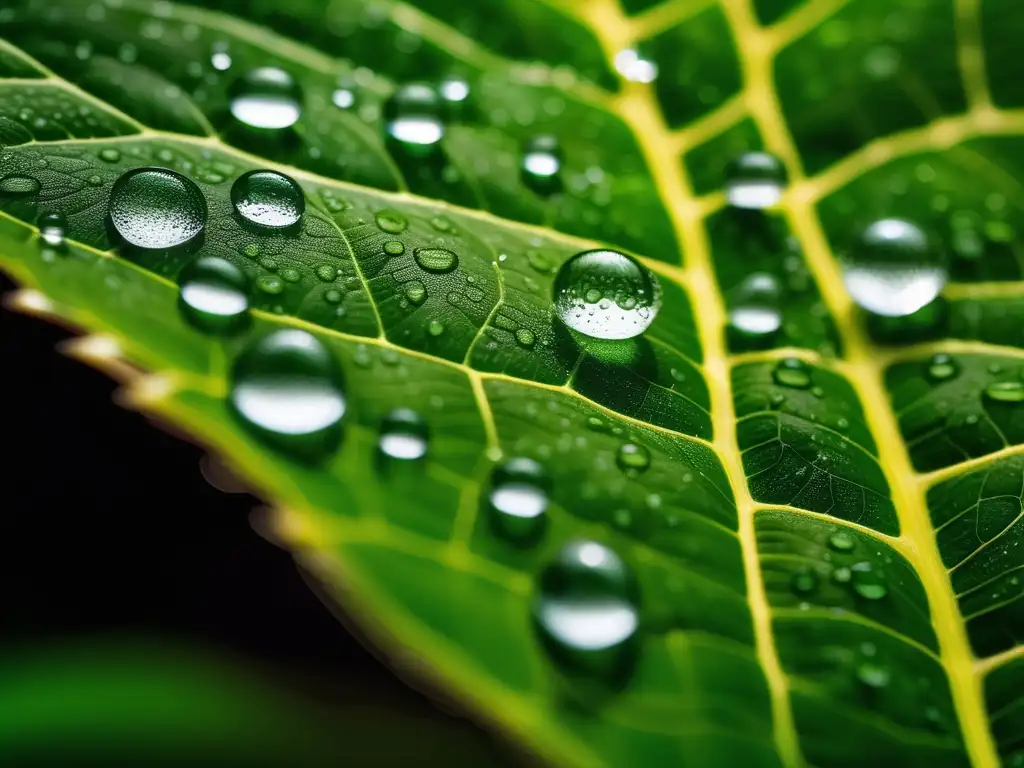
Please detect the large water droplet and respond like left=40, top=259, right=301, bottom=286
left=108, top=167, right=207, bottom=249
left=773, top=357, right=812, bottom=389
left=178, top=256, right=250, bottom=335
left=553, top=249, right=661, bottom=340
left=533, top=539, right=640, bottom=680
left=37, top=212, right=67, bottom=248
left=378, top=408, right=429, bottom=460
left=522, top=135, right=562, bottom=194
left=728, top=273, right=782, bottom=339
left=724, top=152, right=786, bottom=209
left=842, top=218, right=946, bottom=317
left=229, top=67, right=302, bottom=130
left=850, top=561, right=888, bottom=600
left=985, top=380, right=1024, bottom=403
left=230, top=169, right=304, bottom=229
left=616, top=442, right=650, bottom=475
left=926, top=353, right=958, bottom=382
left=488, top=457, right=549, bottom=546
left=0, top=174, right=41, bottom=195
left=228, top=329, right=345, bottom=462
left=414, top=247, right=458, bottom=273
left=384, top=83, right=445, bottom=153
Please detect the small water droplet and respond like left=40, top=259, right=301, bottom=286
left=488, top=457, right=549, bottom=546
left=842, top=218, right=946, bottom=317
left=385, top=83, right=445, bottom=153
left=790, top=568, right=819, bottom=595
left=414, top=247, right=458, bottom=273
left=378, top=408, right=429, bottom=460
left=926, top=353, right=958, bottom=382
left=384, top=240, right=405, bottom=256
left=331, top=87, right=355, bottom=109
left=256, top=274, right=284, bottom=295
left=427, top=319, right=445, bottom=337
left=533, top=539, right=640, bottom=679
left=178, top=256, right=250, bottom=335
left=315, top=264, right=336, bottom=282
left=985, top=380, right=1024, bottom=403
left=404, top=281, right=427, bottom=305
left=828, top=531, right=856, bottom=553
left=229, top=329, right=345, bottom=462
left=850, top=561, right=888, bottom=600
left=616, top=442, right=650, bottom=475
left=211, top=50, right=232, bottom=71
left=832, top=566, right=852, bottom=584
left=37, top=212, right=67, bottom=248
left=522, top=134, right=562, bottom=194
left=0, top=174, right=41, bottom=195
left=231, top=169, right=304, bottom=229
left=856, top=662, right=891, bottom=689
left=99, top=148, right=121, bottom=163
left=375, top=209, right=408, bottom=234
left=108, top=167, right=207, bottom=249
left=229, top=67, right=303, bottom=130
left=725, top=152, right=786, bottom=209
left=773, top=357, right=812, bottom=389
left=553, top=249, right=661, bottom=340
left=729, top=273, right=782, bottom=339
left=515, top=328, right=536, bottom=348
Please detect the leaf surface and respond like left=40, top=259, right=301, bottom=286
left=2, top=0, right=1023, bottom=766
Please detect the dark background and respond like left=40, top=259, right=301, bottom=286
left=0, top=273, right=520, bottom=766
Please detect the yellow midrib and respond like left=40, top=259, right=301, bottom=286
left=719, top=0, right=999, bottom=765
left=577, top=0, right=802, bottom=765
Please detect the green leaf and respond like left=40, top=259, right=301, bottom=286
left=1, top=0, right=1022, bottom=766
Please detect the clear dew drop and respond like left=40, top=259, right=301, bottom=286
left=488, top=457, right=549, bottom=545
left=773, top=357, right=812, bottom=389
left=728, top=272, right=782, bottom=338
left=404, top=281, right=427, bottom=306
left=533, top=539, right=640, bottom=678
left=228, top=329, right=345, bottom=463
left=228, top=67, right=303, bottom=130
left=613, top=47, right=657, bottom=83
left=724, top=152, right=786, bottom=209
left=332, top=88, right=355, bottom=109
left=384, top=240, right=406, bottom=256
left=515, top=328, right=536, bottom=348
left=384, top=83, right=445, bottom=152
left=375, top=209, right=408, bottom=234
left=378, top=408, right=429, bottom=460
left=37, top=212, right=67, bottom=248
left=414, top=247, right=458, bottom=273
left=553, top=249, right=661, bottom=340
left=926, top=353, right=959, bottom=382
left=856, top=662, right=891, bottom=689
left=842, top=218, right=947, bottom=318
left=985, top=380, right=1024, bottom=403
left=850, top=561, right=888, bottom=600
left=616, top=442, right=650, bottom=475
left=178, top=256, right=250, bottom=335
left=108, top=167, right=207, bottom=249
left=427, top=319, right=445, bottom=337
left=230, top=169, right=304, bottom=229
left=521, top=134, right=562, bottom=194
left=828, top=531, right=856, bottom=553
left=0, top=174, right=41, bottom=195
left=99, top=148, right=121, bottom=163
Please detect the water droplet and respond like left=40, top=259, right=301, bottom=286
left=553, top=249, right=661, bottom=340
left=427, top=319, right=445, bottom=336
left=616, top=442, right=650, bottom=475
left=384, top=83, right=445, bottom=152
left=926, top=353, right=958, bottom=382
left=0, top=174, right=41, bottom=195
left=850, top=562, right=888, bottom=600
left=831, top=566, right=852, bottom=584
left=37, top=212, right=67, bottom=248
left=256, top=274, right=284, bottom=295
left=533, top=539, right=640, bottom=679
left=404, top=281, right=427, bottom=305
left=108, top=167, right=207, bottom=249
left=414, top=247, right=458, bottom=273
left=828, top=531, right=856, bottom=553
left=724, top=152, right=786, bottom=209
left=728, top=273, right=782, bottom=339
left=375, top=209, right=407, bottom=234
left=231, top=169, right=304, bottom=229
left=440, top=76, right=470, bottom=104
left=331, top=88, right=355, bottom=109
left=378, top=408, right=429, bottom=460
left=211, top=50, right=232, bottom=71
left=99, top=148, right=121, bottom=163
left=384, top=240, right=405, bottom=256
left=229, top=67, right=302, bottom=130
left=614, top=47, right=657, bottom=83
left=228, top=329, right=345, bottom=462
left=985, top=381, right=1024, bottom=403
left=522, top=134, right=562, bottom=194
left=842, top=218, right=946, bottom=317
left=178, top=256, right=250, bottom=335
left=515, top=328, right=536, bottom=348
left=856, top=662, right=891, bottom=689
left=488, top=457, right=549, bottom=545
left=790, top=569, right=819, bottom=595
left=315, top=264, right=336, bottom=282
left=773, top=357, right=812, bottom=389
